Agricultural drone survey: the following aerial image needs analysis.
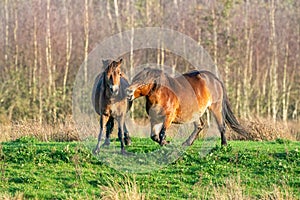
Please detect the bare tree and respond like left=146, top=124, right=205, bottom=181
left=4, top=0, right=9, bottom=67
left=0, top=0, right=299, bottom=123
left=242, top=0, right=253, bottom=118
left=63, top=0, right=72, bottom=101
left=32, top=0, right=38, bottom=103
left=83, top=0, right=89, bottom=84
left=13, top=0, right=19, bottom=72
left=45, top=0, right=53, bottom=95
left=269, top=0, right=279, bottom=122
left=211, top=5, right=218, bottom=66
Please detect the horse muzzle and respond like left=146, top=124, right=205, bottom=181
left=126, top=88, right=134, bottom=101
left=110, top=85, right=119, bottom=96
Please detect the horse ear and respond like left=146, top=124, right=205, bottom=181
left=153, top=79, right=157, bottom=89
left=115, top=58, right=122, bottom=69
left=102, top=60, right=111, bottom=69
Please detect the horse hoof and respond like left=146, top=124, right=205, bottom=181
left=221, top=142, right=227, bottom=146
left=101, top=142, right=110, bottom=148
left=124, top=138, right=131, bottom=146
left=160, top=140, right=170, bottom=146
left=93, top=148, right=100, bottom=155
left=121, top=149, right=127, bottom=155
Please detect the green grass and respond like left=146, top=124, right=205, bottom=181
left=0, top=136, right=299, bottom=199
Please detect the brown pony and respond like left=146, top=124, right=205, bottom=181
left=92, top=59, right=132, bottom=154
left=126, top=68, right=247, bottom=146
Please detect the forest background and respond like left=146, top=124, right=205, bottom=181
left=0, top=0, right=299, bottom=138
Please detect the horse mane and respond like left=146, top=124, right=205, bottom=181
left=184, top=69, right=221, bottom=81
left=133, top=67, right=165, bottom=82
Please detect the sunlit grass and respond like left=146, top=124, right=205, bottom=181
left=0, top=136, right=299, bottom=199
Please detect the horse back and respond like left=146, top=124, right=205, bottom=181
left=183, top=70, right=223, bottom=104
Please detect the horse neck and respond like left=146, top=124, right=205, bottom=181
left=101, top=72, right=112, bottom=98
left=117, top=80, right=127, bottom=99
left=143, top=82, right=156, bottom=97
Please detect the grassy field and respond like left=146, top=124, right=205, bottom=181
left=0, top=136, right=299, bottom=199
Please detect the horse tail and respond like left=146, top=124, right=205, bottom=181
left=222, top=88, right=248, bottom=138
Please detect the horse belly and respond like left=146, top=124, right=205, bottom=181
left=174, top=106, right=203, bottom=124
left=174, top=89, right=211, bottom=124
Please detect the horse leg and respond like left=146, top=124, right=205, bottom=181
left=182, top=118, right=205, bottom=146
left=102, top=116, right=114, bottom=146
left=149, top=117, right=172, bottom=146
left=93, top=115, right=109, bottom=154
left=210, top=103, right=227, bottom=145
left=150, top=121, right=162, bottom=144
left=117, top=116, right=126, bottom=154
left=124, top=123, right=131, bottom=146
left=158, top=115, right=173, bottom=146
left=159, top=125, right=167, bottom=146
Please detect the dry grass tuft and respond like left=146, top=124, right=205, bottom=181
left=228, top=117, right=299, bottom=141
left=0, top=192, right=24, bottom=200
left=195, top=176, right=298, bottom=200
left=198, top=176, right=250, bottom=200
left=99, top=176, right=146, bottom=200
left=0, top=118, right=80, bottom=142
left=0, top=116, right=299, bottom=143
left=260, top=184, right=297, bottom=200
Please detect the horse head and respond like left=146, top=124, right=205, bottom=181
left=103, top=58, right=123, bottom=96
left=126, top=68, right=162, bottom=101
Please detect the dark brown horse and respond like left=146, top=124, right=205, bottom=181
left=126, top=68, right=247, bottom=146
left=92, top=59, right=132, bottom=154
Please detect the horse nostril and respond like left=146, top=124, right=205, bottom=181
left=109, top=85, right=113, bottom=92
left=126, top=89, right=134, bottom=100
left=126, top=89, right=132, bottom=95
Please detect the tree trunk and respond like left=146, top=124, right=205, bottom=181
left=255, top=48, right=261, bottom=116
left=33, top=11, right=38, bottom=103
left=13, top=0, right=19, bottom=72
left=83, top=0, right=89, bottom=84
left=212, top=7, right=217, bottom=66
left=46, top=0, right=53, bottom=95
left=224, top=25, right=230, bottom=91
left=161, top=43, right=165, bottom=68
left=39, top=55, right=43, bottom=124
left=242, top=0, right=250, bottom=119
left=235, top=66, right=241, bottom=116
left=63, top=0, right=72, bottom=101
left=4, top=0, right=9, bottom=67
left=114, top=0, right=121, bottom=33
left=46, top=0, right=57, bottom=122
left=106, top=0, right=113, bottom=30
left=130, top=14, right=135, bottom=120
left=262, top=66, right=268, bottom=116
left=269, top=0, right=278, bottom=122
left=282, top=42, right=289, bottom=122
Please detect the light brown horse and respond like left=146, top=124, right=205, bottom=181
left=126, top=67, right=247, bottom=146
left=92, top=59, right=132, bottom=154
